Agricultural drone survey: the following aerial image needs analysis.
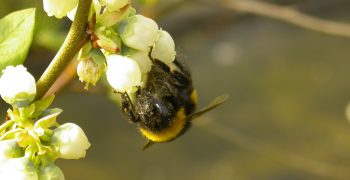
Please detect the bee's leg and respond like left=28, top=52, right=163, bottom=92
left=170, top=71, right=190, bottom=88
left=173, top=59, right=191, bottom=77
left=114, top=90, right=140, bottom=123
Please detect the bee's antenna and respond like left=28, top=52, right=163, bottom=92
left=142, top=140, right=155, bottom=151
left=188, top=94, right=229, bottom=121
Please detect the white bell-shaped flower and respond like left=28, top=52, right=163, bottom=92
left=0, top=140, right=23, bottom=160
left=106, top=55, right=142, bottom=93
left=0, top=65, right=36, bottom=107
left=39, top=164, right=65, bottom=180
left=151, top=30, right=176, bottom=64
left=119, top=15, right=159, bottom=51
left=0, top=157, right=38, bottom=180
left=128, top=49, right=152, bottom=75
left=51, top=123, right=91, bottom=159
left=43, top=0, right=79, bottom=18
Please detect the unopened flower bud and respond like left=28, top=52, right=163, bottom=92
left=0, top=65, right=36, bottom=107
left=77, top=51, right=106, bottom=90
left=39, top=164, right=65, bottom=180
left=51, top=123, right=91, bottom=159
left=119, top=15, right=159, bottom=50
left=94, top=27, right=121, bottom=53
left=0, top=140, right=23, bottom=160
left=106, top=55, right=141, bottom=93
left=151, top=30, right=176, bottom=64
left=97, top=5, right=132, bottom=27
left=77, top=43, right=92, bottom=60
left=43, top=0, right=78, bottom=18
left=0, top=157, right=38, bottom=180
left=100, top=0, right=130, bottom=11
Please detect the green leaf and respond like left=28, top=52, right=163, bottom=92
left=32, top=95, right=55, bottom=118
left=0, top=120, right=15, bottom=134
left=0, top=8, right=36, bottom=71
left=34, top=108, right=62, bottom=129
left=0, top=129, right=22, bottom=140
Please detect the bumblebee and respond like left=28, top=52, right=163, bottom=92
left=118, top=51, right=228, bottom=150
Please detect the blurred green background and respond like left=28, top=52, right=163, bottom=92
left=2, top=0, right=350, bottom=179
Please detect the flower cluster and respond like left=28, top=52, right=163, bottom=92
left=44, top=0, right=176, bottom=93
left=0, top=65, right=90, bottom=179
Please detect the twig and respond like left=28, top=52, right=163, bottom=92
left=45, top=0, right=191, bottom=96
left=44, top=60, right=78, bottom=97
left=35, top=0, right=92, bottom=99
left=217, top=0, right=350, bottom=38
left=202, top=122, right=350, bottom=179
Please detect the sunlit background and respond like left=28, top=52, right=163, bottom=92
left=2, top=0, right=350, bottom=179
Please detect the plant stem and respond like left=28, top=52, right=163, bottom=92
left=0, top=120, right=14, bottom=134
left=35, top=0, right=92, bottom=99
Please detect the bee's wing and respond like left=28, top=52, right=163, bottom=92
left=188, top=94, right=229, bottom=121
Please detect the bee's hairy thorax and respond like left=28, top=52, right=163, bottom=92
left=121, top=59, right=197, bottom=142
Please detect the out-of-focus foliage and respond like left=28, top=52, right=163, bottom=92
left=0, top=9, right=35, bottom=71
left=136, top=0, right=158, bottom=6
